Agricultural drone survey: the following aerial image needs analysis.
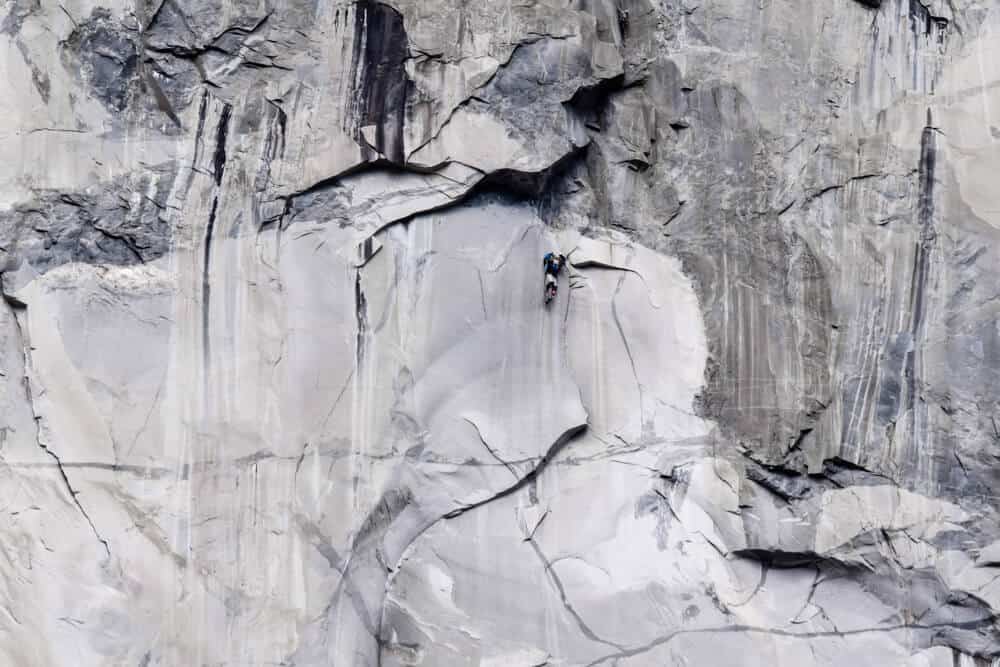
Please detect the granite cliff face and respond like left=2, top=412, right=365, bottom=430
left=2, top=0, right=1000, bottom=665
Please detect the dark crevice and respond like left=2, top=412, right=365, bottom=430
left=486, top=143, right=591, bottom=199
left=565, top=73, right=628, bottom=119
left=354, top=268, right=368, bottom=368
left=239, top=59, right=294, bottom=72
left=142, top=0, right=169, bottom=32
left=212, top=10, right=272, bottom=44
left=192, top=89, right=210, bottom=164
left=788, top=427, right=812, bottom=454
left=813, top=456, right=899, bottom=486
left=443, top=423, right=588, bottom=520
left=92, top=224, right=146, bottom=263
left=802, top=173, right=881, bottom=205
left=279, top=142, right=589, bottom=266
left=732, top=548, right=832, bottom=568
left=201, top=101, right=231, bottom=372
left=744, top=463, right=811, bottom=501
left=213, top=102, right=233, bottom=186
left=202, top=195, right=219, bottom=369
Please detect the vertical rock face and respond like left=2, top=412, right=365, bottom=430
left=1, top=0, right=1000, bottom=664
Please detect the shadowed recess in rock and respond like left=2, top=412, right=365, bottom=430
left=351, top=0, right=411, bottom=162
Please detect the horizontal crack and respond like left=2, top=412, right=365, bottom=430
left=585, top=618, right=998, bottom=666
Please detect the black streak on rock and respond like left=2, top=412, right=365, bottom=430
left=213, top=103, right=233, bottom=186
left=267, top=99, right=287, bottom=158
left=902, top=111, right=936, bottom=439
left=203, top=196, right=219, bottom=369
left=616, top=4, right=630, bottom=40
left=192, top=89, right=210, bottom=164
left=350, top=0, right=410, bottom=163
left=886, top=109, right=938, bottom=483
left=355, top=268, right=368, bottom=368
left=201, top=102, right=232, bottom=370
left=732, top=548, right=828, bottom=568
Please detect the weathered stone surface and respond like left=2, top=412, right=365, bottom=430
left=1, top=0, right=1000, bottom=664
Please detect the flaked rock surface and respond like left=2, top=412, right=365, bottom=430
left=1, top=0, right=1000, bottom=664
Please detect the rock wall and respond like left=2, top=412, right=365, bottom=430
left=2, top=0, right=1000, bottom=665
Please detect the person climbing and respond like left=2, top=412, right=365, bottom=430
left=542, top=251, right=566, bottom=304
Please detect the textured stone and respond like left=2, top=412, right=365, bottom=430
left=1, top=0, right=1000, bottom=665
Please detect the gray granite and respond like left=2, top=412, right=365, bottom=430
left=1, top=0, right=1000, bottom=664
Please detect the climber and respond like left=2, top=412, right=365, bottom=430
left=542, top=252, right=566, bottom=304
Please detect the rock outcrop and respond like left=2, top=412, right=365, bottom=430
left=2, top=0, right=1000, bottom=664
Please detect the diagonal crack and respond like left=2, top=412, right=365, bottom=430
left=403, top=33, right=579, bottom=164
left=527, top=537, right=625, bottom=651
left=374, top=420, right=589, bottom=660
left=126, top=372, right=166, bottom=458
left=320, top=369, right=356, bottom=432
left=729, top=560, right=769, bottom=608
left=476, top=269, right=488, bottom=320
left=611, top=272, right=644, bottom=425
left=443, top=421, right=588, bottom=520
left=462, top=416, right=520, bottom=479
left=790, top=566, right=825, bottom=624
left=4, top=294, right=111, bottom=561
left=38, top=446, right=112, bottom=561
